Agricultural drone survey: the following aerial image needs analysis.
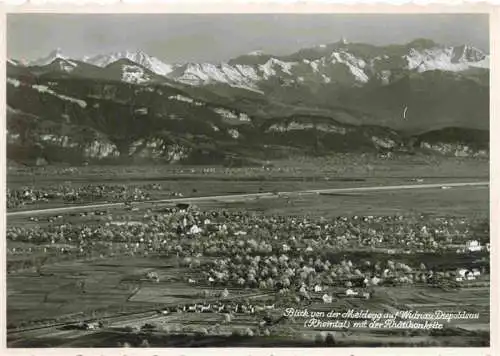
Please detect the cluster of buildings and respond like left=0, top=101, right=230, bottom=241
left=160, top=301, right=277, bottom=315
left=453, top=268, right=482, bottom=282
left=455, top=240, right=489, bottom=253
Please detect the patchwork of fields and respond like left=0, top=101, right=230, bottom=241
left=6, top=157, right=490, bottom=347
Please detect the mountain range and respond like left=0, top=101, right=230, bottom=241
left=6, top=38, right=489, bottom=166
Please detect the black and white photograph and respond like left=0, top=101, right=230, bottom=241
left=4, top=10, right=491, bottom=349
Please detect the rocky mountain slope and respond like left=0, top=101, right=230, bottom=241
left=7, top=39, right=489, bottom=165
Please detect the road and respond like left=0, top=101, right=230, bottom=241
left=7, top=181, right=488, bottom=217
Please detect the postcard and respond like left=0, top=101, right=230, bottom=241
left=1, top=2, right=496, bottom=356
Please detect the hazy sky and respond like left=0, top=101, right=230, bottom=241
left=7, top=14, right=489, bottom=63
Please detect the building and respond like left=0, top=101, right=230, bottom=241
left=456, top=268, right=477, bottom=281
left=145, top=271, right=159, bottom=283
left=370, top=276, right=381, bottom=286
left=466, top=240, right=482, bottom=252
left=345, top=289, right=358, bottom=297
left=81, top=321, right=99, bottom=330
left=456, top=268, right=467, bottom=280
left=188, top=225, right=202, bottom=235
left=176, top=203, right=190, bottom=211
left=322, top=294, right=333, bottom=303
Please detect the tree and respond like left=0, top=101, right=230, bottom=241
left=140, top=339, right=150, bottom=347
left=211, top=323, right=221, bottom=334
left=220, top=288, right=229, bottom=298
left=141, top=323, right=157, bottom=332
left=314, top=333, right=326, bottom=344
left=182, top=257, right=192, bottom=267
left=77, top=280, right=86, bottom=294
left=325, top=332, right=336, bottom=346
left=402, top=264, right=413, bottom=273
left=247, top=274, right=257, bottom=287
left=278, top=288, right=289, bottom=296
left=387, top=260, right=395, bottom=270
left=266, top=277, right=275, bottom=289
left=197, top=327, right=209, bottom=336
left=300, top=289, right=310, bottom=300
left=281, top=277, right=291, bottom=288
left=191, top=258, right=201, bottom=268
left=35, top=256, right=48, bottom=275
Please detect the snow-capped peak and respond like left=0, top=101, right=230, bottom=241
left=13, top=40, right=489, bottom=91
left=405, top=43, right=489, bottom=72
left=169, top=40, right=488, bottom=90
left=28, top=48, right=68, bottom=66
left=84, top=50, right=173, bottom=76
left=451, top=45, right=486, bottom=63
left=248, top=50, right=265, bottom=56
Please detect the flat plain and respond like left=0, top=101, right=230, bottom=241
left=6, top=155, right=490, bottom=347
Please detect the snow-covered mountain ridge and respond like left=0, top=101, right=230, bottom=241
left=84, top=50, right=174, bottom=76
left=171, top=41, right=488, bottom=88
left=18, top=39, right=489, bottom=90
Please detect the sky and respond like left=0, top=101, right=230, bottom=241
left=7, top=14, right=489, bottom=63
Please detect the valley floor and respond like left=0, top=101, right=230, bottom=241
left=6, top=155, right=490, bottom=348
